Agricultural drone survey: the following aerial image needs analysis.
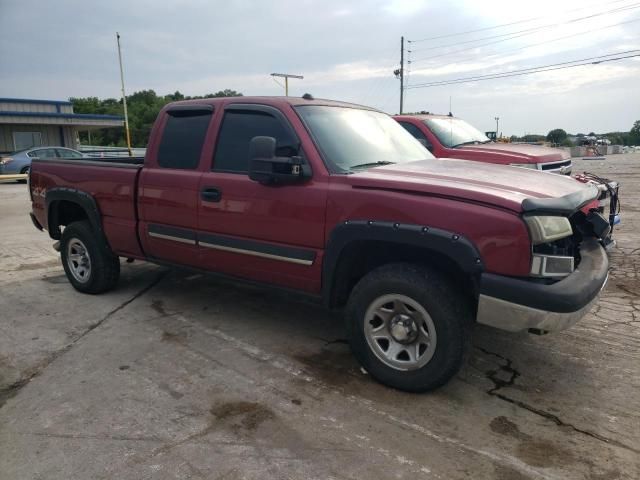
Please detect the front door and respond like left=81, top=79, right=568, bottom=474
left=197, top=104, right=327, bottom=293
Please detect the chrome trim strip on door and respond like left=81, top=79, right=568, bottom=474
left=148, top=231, right=196, bottom=245
left=148, top=223, right=315, bottom=265
left=199, top=241, right=314, bottom=265
left=148, top=224, right=197, bottom=245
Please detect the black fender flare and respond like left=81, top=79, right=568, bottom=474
left=322, top=220, right=485, bottom=306
left=45, top=187, right=103, bottom=241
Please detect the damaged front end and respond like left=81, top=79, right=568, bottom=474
left=476, top=183, right=612, bottom=334
left=573, top=172, right=621, bottom=250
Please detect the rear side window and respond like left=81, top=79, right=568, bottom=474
left=56, top=148, right=83, bottom=158
left=213, top=110, right=297, bottom=173
left=33, top=148, right=57, bottom=159
left=157, top=111, right=212, bottom=169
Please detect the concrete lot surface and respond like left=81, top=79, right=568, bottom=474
left=1, top=155, right=639, bottom=479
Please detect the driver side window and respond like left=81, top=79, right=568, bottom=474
left=398, top=122, right=433, bottom=151
left=213, top=109, right=298, bottom=173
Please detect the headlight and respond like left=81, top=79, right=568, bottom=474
left=524, top=216, right=573, bottom=244
left=510, top=163, right=538, bottom=170
left=0, top=157, right=14, bottom=165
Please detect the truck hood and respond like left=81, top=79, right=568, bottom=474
left=349, top=159, right=596, bottom=213
left=457, top=143, right=569, bottom=164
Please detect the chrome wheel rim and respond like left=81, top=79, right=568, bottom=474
left=364, top=294, right=437, bottom=371
left=67, top=238, right=91, bottom=283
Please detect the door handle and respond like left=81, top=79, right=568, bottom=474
left=201, top=187, right=222, bottom=202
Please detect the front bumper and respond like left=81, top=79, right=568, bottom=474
left=476, top=239, right=608, bottom=332
left=0, top=164, right=19, bottom=175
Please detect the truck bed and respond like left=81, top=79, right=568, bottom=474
left=30, top=157, right=144, bottom=258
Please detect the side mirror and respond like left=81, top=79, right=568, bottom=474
left=248, top=136, right=310, bottom=185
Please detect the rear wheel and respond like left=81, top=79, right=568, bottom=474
left=346, top=263, right=472, bottom=392
left=60, top=220, right=120, bottom=293
left=17, top=166, right=29, bottom=183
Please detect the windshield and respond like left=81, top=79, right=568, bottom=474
left=424, top=117, right=490, bottom=148
left=296, top=105, right=433, bottom=172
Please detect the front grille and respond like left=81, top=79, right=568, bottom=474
left=541, top=159, right=572, bottom=171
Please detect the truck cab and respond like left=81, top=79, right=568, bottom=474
left=394, top=113, right=573, bottom=175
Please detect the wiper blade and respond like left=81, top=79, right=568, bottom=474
left=350, top=161, right=396, bottom=169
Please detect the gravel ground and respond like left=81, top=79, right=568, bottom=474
left=0, top=153, right=638, bottom=480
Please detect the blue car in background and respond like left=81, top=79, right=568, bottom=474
left=0, top=146, right=85, bottom=180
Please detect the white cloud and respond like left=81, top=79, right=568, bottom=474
left=383, top=0, right=430, bottom=16
left=1, top=0, right=638, bottom=134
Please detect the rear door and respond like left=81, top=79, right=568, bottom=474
left=197, top=103, right=327, bottom=293
left=138, top=105, right=213, bottom=268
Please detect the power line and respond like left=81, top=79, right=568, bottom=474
left=410, top=17, right=640, bottom=70
left=409, top=4, right=640, bottom=64
left=408, top=0, right=633, bottom=43
left=406, top=51, right=640, bottom=88
left=405, top=50, right=640, bottom=89
left=409, top=2, right=639, bottom=55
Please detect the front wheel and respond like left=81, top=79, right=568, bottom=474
left=346, top=263, right=472, bottom=392
left=60, top=220, right=120, bottom=294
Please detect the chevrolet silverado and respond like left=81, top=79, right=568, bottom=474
left=28, top=96, right=612, bottom=391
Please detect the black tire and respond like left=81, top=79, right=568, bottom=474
left=346, top=263, right=472, bottom=392
left=60, top=220, right=120, bottom=294
left=17, top=166, right=29, bottom=183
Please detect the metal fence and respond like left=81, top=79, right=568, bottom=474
left=78, top=145, right=147, bottom=158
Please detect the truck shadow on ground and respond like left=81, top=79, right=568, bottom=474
left=141, top=266, right=582, bottom=404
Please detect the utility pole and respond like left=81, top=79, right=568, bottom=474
left=270, top=73, right=304, bottom=96
left=116, top=32, right=132, bottom=157
left=400, top=36, right=404, bottom=114
left=495, top=116, right=500, bottom=139
left=393, top=37, right=405, bottom=114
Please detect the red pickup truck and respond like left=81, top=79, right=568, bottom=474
left=29, top=96, right=611, bottom=392
left=394, top=113, right=573, bottom=174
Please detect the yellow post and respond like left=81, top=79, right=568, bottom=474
left=116, top=32, right=133, bottom=157
left=285, top=77, right=289, bottom=96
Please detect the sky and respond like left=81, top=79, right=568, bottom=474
left=1, top=0, right=639, bottom=135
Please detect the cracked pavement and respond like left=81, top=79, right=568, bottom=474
left=1, top=153, right=639, bottom=479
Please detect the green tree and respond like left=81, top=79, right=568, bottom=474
left=71, top=89, right=242, bottom=147
left=546, top=128, right=567, bottom=145
left=630, top=120, right=640, bottom=145
left=522, top=134, right=546, bottom=143
left=203, top=89, right=243, bottom=98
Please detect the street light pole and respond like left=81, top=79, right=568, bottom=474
left=270, top=73, right=304, bottom=96
left=495, top=116, right=500, bottom=139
